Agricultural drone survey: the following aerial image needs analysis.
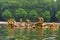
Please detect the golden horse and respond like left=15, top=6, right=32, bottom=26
left=34, top=23, right=46, bottom=40
left=48, top=22, right=59, bottom=33
left=25, top=19, right=32, bottom=33
left=7, top=19, right=16, bottom=36
left=34, top=17, right=47, bottom=30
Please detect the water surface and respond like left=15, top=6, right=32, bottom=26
left=0, top=24, right=60, bottom=40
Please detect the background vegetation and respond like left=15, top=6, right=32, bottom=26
left=0, top=0, right=60, bottom=22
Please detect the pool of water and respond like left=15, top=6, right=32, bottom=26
left=0, top=24, right=60, bottom=40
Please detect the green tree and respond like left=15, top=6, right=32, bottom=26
left=28, top=10, right=39, bottom=22
left=2, top=10, right=13, bottom=21
left=56, top=11, right=60, bottom=22
left=42, top=11, right=51, bottom=22
left=0, top=0, right=59, bottom=22
left=15, top=8, right=28, bottom=21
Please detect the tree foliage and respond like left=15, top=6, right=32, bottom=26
left=42, top=11, right=51, bottom=22
left=56, top=11, right=60, bottom=22
left=0, top=0, right=60, bottom=22
left=15, top=8, right=27, bottom=21
left=2, top=10, right=13, bottom=21
left=28, top=10, right=38, bottom=22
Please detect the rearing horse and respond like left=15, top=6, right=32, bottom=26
left=7, top=19, right=16, bottom=36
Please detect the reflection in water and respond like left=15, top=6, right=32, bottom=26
left=19, top=27, right=24, bottom=40
left=48, top=22, right=59, bottom=34
left=56, top=28, right=60, bottom=40
left=0, top=24, right=60, bottom=40
left=35, top=27, right=46, bottom=40
left=7, top=28, right=14, bottom=36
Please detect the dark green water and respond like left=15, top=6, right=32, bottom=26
left=0, top=24, right=60, bottom=40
